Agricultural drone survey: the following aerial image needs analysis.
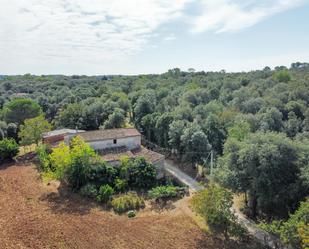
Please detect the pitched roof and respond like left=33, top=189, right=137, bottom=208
left=132, top=147, right=165, bottom=163
left=76, top=128, right=141, bottom=142
left=98, top=145, right=164, bottom=164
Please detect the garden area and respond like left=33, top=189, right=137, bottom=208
left=36, top=136, right=188, bottom=217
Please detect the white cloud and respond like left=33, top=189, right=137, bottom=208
left=191, top=0, right=308, bottom=33
left=0, top=0, right=189, bottom=70
left=163, top=34, right=177, bottom=41
left=0, top=0, right=307, bottom=74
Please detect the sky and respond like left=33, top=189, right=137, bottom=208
left=0, top=0, right=309, bottom=75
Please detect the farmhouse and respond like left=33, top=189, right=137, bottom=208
left=45, top=128, right=165, bottom=178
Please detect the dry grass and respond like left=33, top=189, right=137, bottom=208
left=18, top=144, right=38, bottom=156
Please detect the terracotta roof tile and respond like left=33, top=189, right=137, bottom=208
left=99, top=146, right=164, bottom=164
left=132, top=147, right=165, bottom=163
left=76, top=128, right=141, bottom=142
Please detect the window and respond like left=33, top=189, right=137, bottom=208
left=113, top=139, right=117, bottom=144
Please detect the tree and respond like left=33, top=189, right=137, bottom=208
left=168, top=120, right=186, bottom=155
left=302, top=109, right=309, bottom=132
left=155, top=113, right=174, bottom=148
left=19, top=116, right=52, bottom=146
left=202, top=114, right=227, bottom=155
left=242, top=98, right=265, bottom=114
left=84, top=100, right=120, bottom=130
left=55, top=103, right=84, bottom=129
left=228, top=121, right=250, bottom=141
left=102, top=108, right=125, bottom=129
left=286, top=101, right=305, bottom=119
left=133, top=90, right=156, bottom=127
left=141, top=113, right=159, bottom=141
left=273, top=70, right=291, bottom=82
left=191, top=184, right=245, bottom=239
left=259, top=107, right=283, bottom=132
left=216, top=132, right=307, bottom=219
left=181, top=124, right=211, bottom=165
left=3, top=98, right=42, bottom=125
left=285, top=112, right=301, bottom=137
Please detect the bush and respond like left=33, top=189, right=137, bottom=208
left=111, top=192, right=145, bottom=213
left=48, top=142, right=71, bottom=179
left=80, top=184, right=98, bottom=198
left=114, top=178, right=127, bottom=192
left=86, top=161, right=117, bottom=187
left=36, top=144, right=51, bottom=171
left=127, top=210, right=136, bottom=218
left=0, top=138, right=19, bottom=161
left=65, top=137, right=95, bottom=191
left=191, top=184, right=246, bottom=239
left=128, top=157, right=156, bottom=189
left=97, top=184, right=114, bottom=203
left=148, top=185, right=178, bottom=200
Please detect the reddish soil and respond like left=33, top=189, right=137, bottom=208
left=0, top=162, right=262, bottom=249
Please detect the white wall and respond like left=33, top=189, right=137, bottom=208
left=88, top=136, right=141, bottom=151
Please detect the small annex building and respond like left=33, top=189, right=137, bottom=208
left=42, top=129, right=85, bottom=147
left=44, top=128, right=165, bottom=178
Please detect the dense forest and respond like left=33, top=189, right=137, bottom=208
left=0, top=63, right=309, bottom=243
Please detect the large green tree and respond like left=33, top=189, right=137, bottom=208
left=216, top=132, right=308, bottom=219
left=181, top=123, right=211, bottom=165
left=191, top=184, right=245, bottom=239
left=168, top=120, right=186, bottom=156
left=102, top=108, right=126, bottom=129
left=3, top=98, right=42, bottom=125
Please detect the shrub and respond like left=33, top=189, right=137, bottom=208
left=0, top=138, right=19, bottom=161
left=80, top=184, right=98, bottom=199
left=97, top=184, right=114, bottom=203
left=148, top=185, right=178, bottom=200
left=49, top=142, right=71, bottom=179
left=65, top=158, right=90, bottom=191
left=127, top=210, right=136, bottom=218
left=111, top=192, right=145, bottom=213
left=114, top=178, right=127, bottom=192
left=86, top=160, right=117, bottom=186
left=65, top=137, right=96, bottom=191
left=191, top=184, right=246, bottom=239
left=128, top=157, right=156, bottom=189
left=36, top=144, right=51, bottom=171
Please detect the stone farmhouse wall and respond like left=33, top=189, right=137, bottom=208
left=88, top=136, right=141, bottom=151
